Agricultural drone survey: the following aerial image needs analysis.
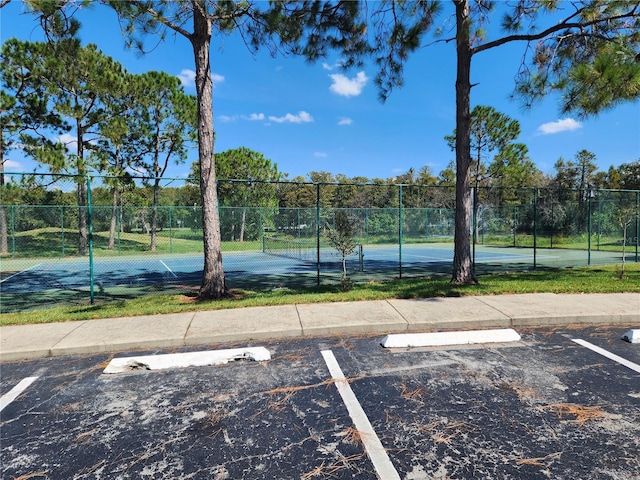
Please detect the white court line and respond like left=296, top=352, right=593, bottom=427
left=0, top=377, right=39, bottom=412
left=159, top=260, right=178, bottom=278
left=0, top=264, right=42, bottom=284
left=571, top=338, right=640, bottom=374
left=321, top=350, right=400, bottom=480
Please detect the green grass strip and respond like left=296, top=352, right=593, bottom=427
left=1, top=264, right=638, bottom=327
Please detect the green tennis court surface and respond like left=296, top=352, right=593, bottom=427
left=2, top=243, right=629, bottom=299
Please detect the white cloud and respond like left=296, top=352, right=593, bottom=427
left=322, top=61, right=344, bottom=71
left=221, top=113, right=265, bottom=122
left=314, top=152, right=327, bottom=158
left=177, top=69, right=195, bottom=87
left=58, top=133, right=78, bottom=153
left=268, top=111, right=313, bottom=124
left=218, top=115, right=238, bottom=123
left=338, top=117, right=353, bottom=126
left=537, top=118, right=582, bottom=135
left=177, top=69, right=224, bottom=88
left=211, top=73, right=225, bottom=87
left=220, top=111, right=310, bottom=124
left=3, top=159, right=22, bottom=171
left=329, top=71, right=368, bottom=97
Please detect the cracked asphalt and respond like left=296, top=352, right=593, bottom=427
left=1, top=324, right=639, bottom=479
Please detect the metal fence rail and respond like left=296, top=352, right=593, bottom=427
left=1, top=173, right=638, bottom=312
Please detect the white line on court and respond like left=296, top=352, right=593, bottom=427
left=159, top=260, right=178, bottom=278
left=571, top=338, right=640, bottom=374
left=0, top=377, right=39, bottom=412
left=321, top=350, right=400, bottom=480
left=0, top=264, right=42, bottom=284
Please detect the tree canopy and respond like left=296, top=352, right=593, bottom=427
left=355, top=0, right=640, bottom=284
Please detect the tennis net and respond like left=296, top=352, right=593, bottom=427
left=262, top=236, right=363, bottom=270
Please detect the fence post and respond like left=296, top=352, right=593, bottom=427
left=587, top=190, right=592, bottom=266
left=87, top=176, right=95, bottom=304
left=259, top=208, right=264, bottom=249
left=117, top=204, right=121, bottom=255
left=398, top=185, right=403, bottom=279
left=365, top=207, right=369, bottom=245
left=513, top=205, right=517, bottom=247
left=425, top=207, right=429, bottom=242
left=61, top=205, right=65, bottom=256
left=636, top=191, right=640, bottom=262
left=472, top=186, right=477, bottom=273
left=169, top=206, right=173, bottom=254
left=596, top=194, right=601, bottom=250
left=316, top=183, right=321, bottom=286
left=11, top=204, right=15, bottom=257
left=533, top=188, right=538, bottom=269
left=550, top=202, right=554, bottom=248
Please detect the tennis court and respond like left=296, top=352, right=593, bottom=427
left=1, top=239, right=636, bottom=313
left=2, top=173, right=638, bottom=312
left=3, top=241, right=629, bottom=303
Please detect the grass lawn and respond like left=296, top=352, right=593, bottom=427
left=1, top=263, right=638, bottom=327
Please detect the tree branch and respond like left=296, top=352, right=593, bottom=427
left=472, top=4, right=640, bottom=55
left=125, top=0, right=192, bottom=39
left=423, top=36, right=456, bottom=47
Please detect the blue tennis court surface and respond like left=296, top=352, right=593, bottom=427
left=1, top=256, right=210, bottom=294
left=0, top=244, right=550, bottom=295
left=363, top=244, right=543, bottom=264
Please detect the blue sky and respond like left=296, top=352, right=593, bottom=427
left=2, top=0, right=639, bottom=181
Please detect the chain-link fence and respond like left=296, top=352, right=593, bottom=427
left=1, top=173, right=638, bottom=312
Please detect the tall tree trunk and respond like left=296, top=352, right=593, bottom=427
left=452, top=0, right=477, bottom=285
left=192, top=4, right=226, bottom=299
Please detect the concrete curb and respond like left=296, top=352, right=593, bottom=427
left=1, top=293, right=638, bottom=362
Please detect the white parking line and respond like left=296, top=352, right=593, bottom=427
left=571, top=338, right=640, bottom=374
left=0, top=377, right=39, bottom=412
left=321, top=350, right=400, bottom=480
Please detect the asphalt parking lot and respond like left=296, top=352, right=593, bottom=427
left=2, top=325, right=639, bottom=480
